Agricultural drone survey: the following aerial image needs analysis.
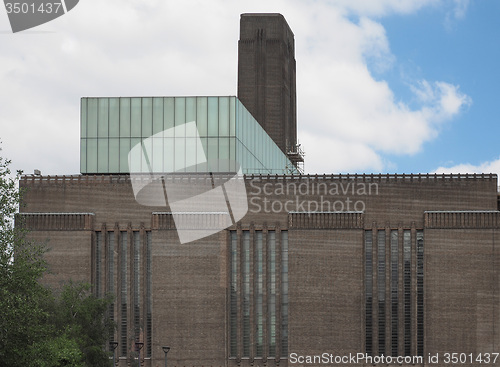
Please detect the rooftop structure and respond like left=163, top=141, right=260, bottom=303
left=80, top=96, right=299, bottom=175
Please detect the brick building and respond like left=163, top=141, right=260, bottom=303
left=19, top=14, right=500, bottom=367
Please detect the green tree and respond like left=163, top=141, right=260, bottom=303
left=50, top=282, right=114, bottom=367
left=0, top=151, right=114, bottom=367
left=30, top=335, right=84, bottom=367
left=0, top=152, right=52, bottom=366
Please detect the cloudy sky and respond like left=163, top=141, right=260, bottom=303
left=1, top=0, right=499, bottom=175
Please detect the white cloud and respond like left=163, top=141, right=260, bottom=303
left=0, top=0, right=471, bottom=175
left=445, top=0, right=470, bottom=30
left=452, top=0, right=470, bottom=19
left=295, top=3, right=471, bottom=173
left=328, top=0, right=439, bottom=17
left=434, top=157, right=500, bottom=175
left=411, top=80, right=471, bottom=120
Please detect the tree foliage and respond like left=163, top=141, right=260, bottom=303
left=0, top=151, right=114, bottom=367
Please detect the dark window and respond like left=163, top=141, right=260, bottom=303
left=378, top=230, right=386, bottom=356
left=256, top=231, right=264, bottom=357
left=146, top=231, right=152, bottom=358
left=365, top=229, right=423, bottom=357
left=390, top=230, right=398, bottom=357
left=242, top=231, right=251, bottom=357
left=268, top=231, right=276, bottom=357
left=133, top=232, right=140, bottom=340
left=229, top=231, right=238, bottom=357
left=228, top=229, right=287, bottom=360
left=120, top=231, right=128, bottom=357
left=107, top=232, right=115, bottom=351
left=416, top=230, right=424, bottom=356
left=95, top=232, right=102, bottom=297
left=365, top=230, right=373, bottom=356
left=281, top=231, right=289, bottom=356
left=403, top=230, right=411, bottom=356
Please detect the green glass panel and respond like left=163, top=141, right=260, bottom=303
left=235, top=101, right=240, bottom=138
left=164, top=98, right=174, bottom=133
left=120, top=98, right=131, bottom=137
left=200, top=137, right=208, bottom=160
left=244, top=145, right=249, bottom=172
left=207, top=97, right=218, bottom=136
left=164, top=137, right=174, bottom=173
left=219, top=137, right=229, bottom=160
left=174, top=98, right=186, bottom=139
left=219, top=97, right=229, bottom=137
left=142, top=98, right=153, bottom=138
left=186, top=97, right=196, bottom=124
left=229, top=137, right=236, bottom=170
left=152, top=138, right=163, bottom=173
left=185, top=99, right=197, bottom=138
left=109, top=98, right=120, bottom=138
left=80, top=99, right=87, bottom=138
left=80, top=138, right=86, bottom=173
left=87, top=138, right=97, bottom=172
left=174, top=138, right=185, bottom=172
left=152, top=98, right=163, bottom=135
left=244, top=105, right=249, bottom=143
left=256, top=128, right=260, bottom=159
left=98, top=99, right=108, bottom=138
left=87, top=98, right=98, bottom=138
left=131, top=98, right=142, bottom=138
left=208, top=137, right=218, bottom=171
left=237, top=139, right=242, bottom=168
left=119, top=138, right=130, bottom=173
left=185, top=137, right=197, bottom=172
left=142, top=136, right=153, bottom=172
left=250, top=119, right=255, bottom=154
left=130, top=138, right=141, bottom=173
left=97, top=138, right=108, bottom=173
left=229, top=96, right=236, bottom=136
left=109, top=138, right=119, bottom=173
left=196, top=97, right=208, bottom=137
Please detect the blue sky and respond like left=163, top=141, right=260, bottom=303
left=0, top=0, right=498, bottom=175
left=377, top=0, right=500, bottom=174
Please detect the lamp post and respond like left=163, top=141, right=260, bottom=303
left=136, top=342, right=144, bottom=367
left=109, top=341, right=118, bottom=367
left=162, top=346, right=170, bottom=367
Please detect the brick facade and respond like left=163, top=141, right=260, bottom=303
left=19, top=173, right=500, bottom=366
